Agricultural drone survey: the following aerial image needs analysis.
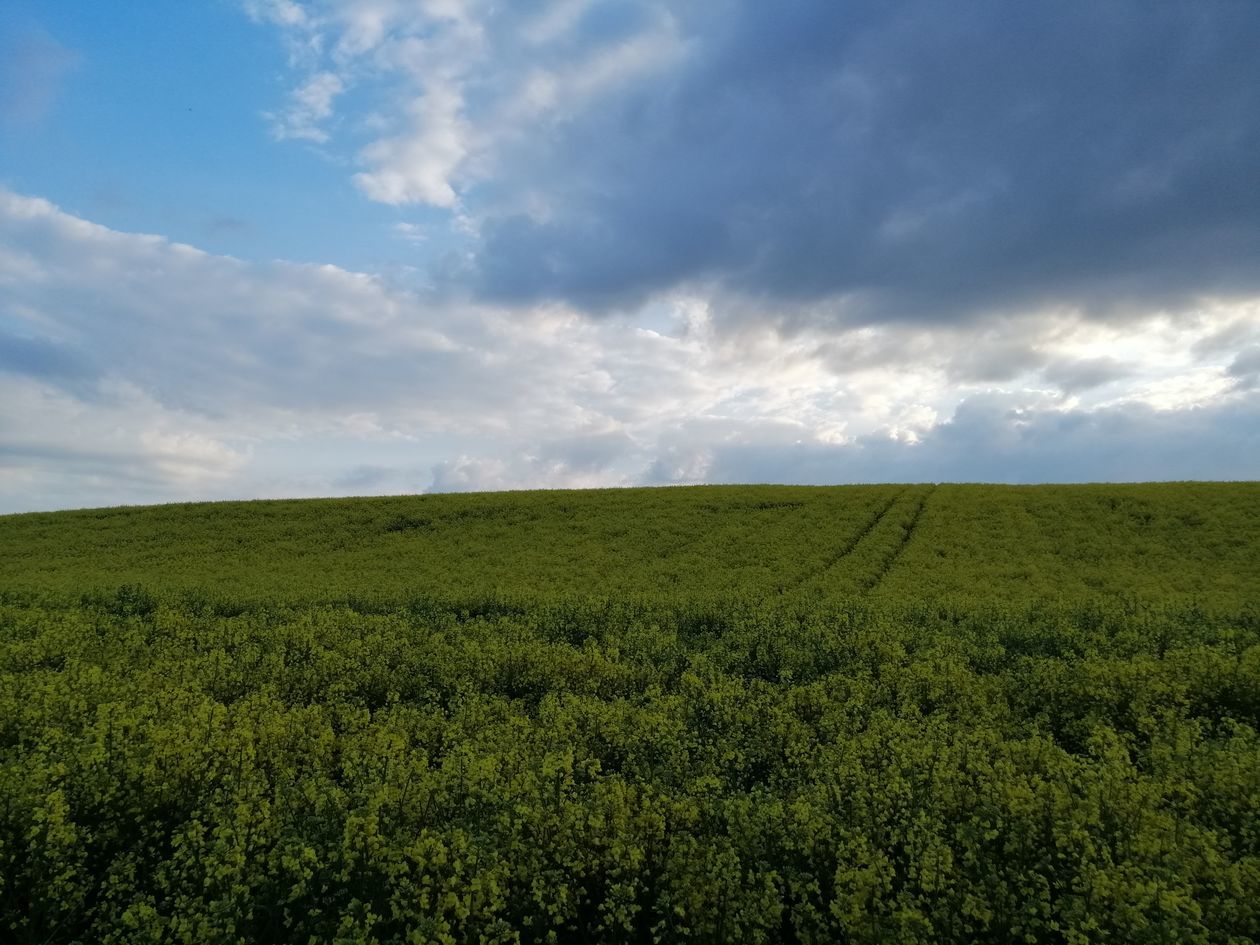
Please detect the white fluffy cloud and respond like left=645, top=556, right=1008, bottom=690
left=268, top=71, right=345, bottom=142
left=1, top=188, right=1258, bottom=512
left=245, top=0, right=685, bottom=213
left=354, top=85, right=468, bottom=206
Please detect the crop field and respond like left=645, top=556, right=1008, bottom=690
left=1, top=483, right=1259, bottom=943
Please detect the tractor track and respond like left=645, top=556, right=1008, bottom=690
left=778, top=487, right=908, bottom=594
left=864, top=484, right=936, bottom=591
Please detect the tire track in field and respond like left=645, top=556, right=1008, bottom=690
left=864, top=484, right=936, bottom=591
left=778, top=488, right=908, bottom=594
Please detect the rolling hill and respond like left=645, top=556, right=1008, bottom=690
left=1, top=483, right=1258, bottom=944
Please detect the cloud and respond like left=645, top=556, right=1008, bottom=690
left=0, top=373, right=251, bottom=512
left=0, top=190, right=483, bottom=420
left=1041, top=357, right=1133, bottom=394
left=333, top=463, right=396, bottom=488
left=354, top=84, right=468, bottom=206
left=267, top=70, right=344, bottom=142
left=0, top=331, right=98, bottom=385
left=251, top=0, right=1260, bottom=327
left=0, top=21, right=79, bottom=129
left=1, top=188, right=1258, bottom=512
left=244, top=0, right=311, bottom=31
left=1228, top=346, right=1260, bottom=391
left=392, top=222, right=427, bottom=243
left=427, top=431, right=640, bottom=493
left=693, top=393, right=1260, bottom=487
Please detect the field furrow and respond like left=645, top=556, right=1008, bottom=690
left=785, top=485, right=936, bottom=599
left=864, top=483, right=935, bottom=591
left=774, top=487, right=907, bottom=596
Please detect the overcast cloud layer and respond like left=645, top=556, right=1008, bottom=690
left=1, top=1, right=1259, bottom=511
left=252, top=0, right=1260, bottom=319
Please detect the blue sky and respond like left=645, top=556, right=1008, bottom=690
left=1, top=1, right=1258, bottom=512
left=0, top=0, right=427, bottom=270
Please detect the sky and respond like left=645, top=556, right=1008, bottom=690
left=1, top=0, right=1258, bottom=513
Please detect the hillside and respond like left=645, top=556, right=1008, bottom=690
left=3, top=482, right=1258, bottom=606
left=2, top=484, right=1259, bottom=944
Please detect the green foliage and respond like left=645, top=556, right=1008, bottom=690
left=2, top=483, right=1257, bottom=606
left=0, top=483, right=1258, bottom=942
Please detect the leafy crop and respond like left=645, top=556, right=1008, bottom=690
left=1, top=483, right=1258, bottom=943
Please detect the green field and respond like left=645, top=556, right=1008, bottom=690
left=5, top=482, right=1259, bottom=605
left=2, top=484, right=1259, bottom=943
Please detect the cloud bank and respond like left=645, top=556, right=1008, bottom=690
left=251, top=0, right=1260, bottom=323
left=1, top=189, right=1257, bottom=512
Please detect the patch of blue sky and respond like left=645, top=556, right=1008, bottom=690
left=0, top=1, right=451, bottom=277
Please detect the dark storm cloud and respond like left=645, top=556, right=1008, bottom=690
left=1192, top=319, right=1260, bottom=359
left=1041, top=357, right=1133, bottom=394
left=1228, top=347, right=1260, bottom=391
left=463, top=0, right=1260, bottom=323
left=945, top=341, right=1047, bottom=384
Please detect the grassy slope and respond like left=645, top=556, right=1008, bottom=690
left=2, top=482, right=1258, bottom=606
left=3, top=483, right=1260, bottom=943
